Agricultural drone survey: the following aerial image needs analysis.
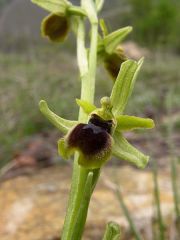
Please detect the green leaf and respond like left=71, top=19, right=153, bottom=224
left=110, top=58, right=144, bottom=116
left=76, top=98, right=96, bottom=115
left=71, top=172, right=93, bottom=239
left=103, top=221, right=121, bottom=240
left=31, top=0, right=70, bottom=14
left=104, top=27, right=132, bottom=54
left=116, top=115, right=155, bottom=131
left=112, top=131, right=149, bottom=168
left=39, top=100, right=77, bottom=133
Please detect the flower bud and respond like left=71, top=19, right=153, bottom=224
left=41, top=13, right=70, bottom=42
left=104, top=45, right=127, bottom=80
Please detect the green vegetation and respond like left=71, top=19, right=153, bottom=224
left=0, top=0, right=10, bottom=8
left=128, top=0, right=180, bottom=50
left=0, top=47, right=81, bottom=166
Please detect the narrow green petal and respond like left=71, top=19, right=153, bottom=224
left=112, top=131, right=149, bottom=168
left=58, top=138, right=73, bottom=159
left=104, top=27, right=132, bottom=54
left=116, top=115, right=155, bottom=131
left=76, top=99, right=96, bottom=115
left=31, top=0, right=70, bottom=14
left=39, top=100, right=77, bottom=134
left=110, top=58, right=144, bottom=116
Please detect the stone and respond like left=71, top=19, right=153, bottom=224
left=0, top=165, right=178, bottom=239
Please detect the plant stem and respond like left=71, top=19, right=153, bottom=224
left=170, top=157, right=180, bottom=218
left=88, top=23, right=98, bottom=103
left=77, top=18, right=89, bottom=120
left=152, top=160, right=165, bottom=240
left=165, top=89, right=180, bottom=235
left=170, top=156, right=180, bottom=238
left=115, top=187, right=142, bottom=240
left=166, top=110, right=180, bottom=220
left=167, top=122, right=180, bottom=238
left=61, top=7, right=99, bottom=240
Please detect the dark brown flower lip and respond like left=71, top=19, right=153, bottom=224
left=68, top=122, right=111, bottom=156
left=88, top=114, right=113, bottom=134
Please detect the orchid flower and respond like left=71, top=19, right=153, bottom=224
left=39, top=58, right=154, bottom=170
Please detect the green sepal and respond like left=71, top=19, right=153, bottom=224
left=103, top=221, right=121, bottom=240
left=67, top=6, right=86, bottom=17
left=76, top=98, right=96, bottom=115
left=95, top=0, right=104, bottom=12
left=39, top=100, right=77, bottom=134
left=110, top=58, right=144, bottom=116
left=58, top=138, right=73, bottom=159
left=31, top=0, right=71, bottom=14
left=71, top=172, right=93, bottom=238
left=116, top=115, right=155, bottom=131
left=112, top=131, right=149, bottom=169
left=103, top=26, right=132, bottom=54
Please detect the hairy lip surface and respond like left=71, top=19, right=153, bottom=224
left=68, top=119, right=112, bottom=155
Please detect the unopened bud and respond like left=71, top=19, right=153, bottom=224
left=41, top=13, right=70, bottom=42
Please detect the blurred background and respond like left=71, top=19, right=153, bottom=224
left=0, top=0, right=180, bottom=239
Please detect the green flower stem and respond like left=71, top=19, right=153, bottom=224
left=77, top=18, right=89, bottom=120
left=79, top=23, right=98, bottom=107
left=76, top=19, right=88, bottom=78
left=87, top=22, right=98, bottom=103
left=61, top=4, right=99, bottom=239
left=62, top=159, right=100, bottom=239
